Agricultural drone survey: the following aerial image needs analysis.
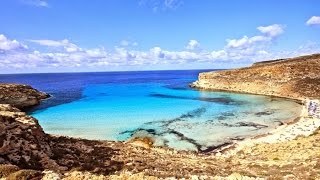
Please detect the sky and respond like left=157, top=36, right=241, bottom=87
left=0, top=0, right=320, bottom=74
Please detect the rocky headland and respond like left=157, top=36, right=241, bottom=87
left=0, top=84, right=49, bottom=109
left=191, top=54, right=320, bottom=100
left=1, top=54, right=320, bottom=179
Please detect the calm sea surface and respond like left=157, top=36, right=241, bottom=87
left=0, top=70, right=301, bottom=151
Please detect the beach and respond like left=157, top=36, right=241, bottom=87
left=219, top=99, right=320, bottom=157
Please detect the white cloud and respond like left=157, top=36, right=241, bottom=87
left=226, top=36, right=265, bottom=49
left=210, top=50, right=227, bottom=59
left=21, top=0, right=48, bottom=7
left=257, top=24, right=284, bottom=37
left=186, top=40, right=200, bottom=50
left=0, top=34, right=28, bottom=51
left=225, top=24, right=284, bottom=58
left=29, top=39, right=66, bottom=47
left=306, top=16, right=320, bottom=26
left=29, top=39, right=81, bottom=52
left=1, top=24, right=318, bottom=71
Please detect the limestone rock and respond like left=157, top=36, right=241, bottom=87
left=0, top=84, right=49, bottom=109
left=0, top=109, right=60, bottom=170
left=191, top=54, right=320, bottom=100
left=0, top=164, right=20, bottom=178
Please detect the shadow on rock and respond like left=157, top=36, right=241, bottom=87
left=49, top=136, right=124, bottom=175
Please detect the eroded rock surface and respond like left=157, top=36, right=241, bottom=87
left=0, top=104, right=124, bottom=175
left=0, top=104, right=59, bottom=170
left=0, top=84, right=49, bottom=109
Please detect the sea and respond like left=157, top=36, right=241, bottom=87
left=0, top=70, right=302, bottom=151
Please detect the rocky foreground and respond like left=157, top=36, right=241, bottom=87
left=191, top=54, right=320, bottom=100
left=1, top=53, right=320, bottom=179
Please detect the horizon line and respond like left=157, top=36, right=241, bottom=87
left=0, top=68, right=227, bottom=76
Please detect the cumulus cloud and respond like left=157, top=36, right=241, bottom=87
left=257, top=24, right=284, bottom=37
left=224, top=24, right=285, bottom=61
left=29, top=39, right=66, bottom=47
left=1, top=24, right=318, bottom=71
left=226, top=36, right=265, bottom=49
left=21, top=0, right=48, bottom=7
left=186, top=40, right=200, bottom=50
left=306, top=16, right=320, bottom=26
left=0, top=34, right=28, bottom=51
left=226, top=24, right=284, bottom=50
left=29, top=39, right=81, bottom=52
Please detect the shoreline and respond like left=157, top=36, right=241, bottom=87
left=187, top=54, right=320, bottom=156
left=190, top=81, right=304, bottom=102
left=214, top=98, right=320, bottom=156
left=189, top=84, right=305, bottom=105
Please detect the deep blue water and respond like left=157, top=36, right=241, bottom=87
left=0, top=70, right=301, bottom=151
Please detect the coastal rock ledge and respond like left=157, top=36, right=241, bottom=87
left=0, top=84, right=49, bottom=109
left=191, top=54, right=320, bottom=100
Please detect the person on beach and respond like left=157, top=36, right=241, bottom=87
left=308, top=101, right=319, bottom=117
left=308, top=101, right=316, bottom=116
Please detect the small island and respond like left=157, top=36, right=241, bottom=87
left=1, top=54, right=320, bottom=179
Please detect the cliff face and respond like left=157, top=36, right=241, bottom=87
left=0, top=84, right=49, bottom=109
left=0, top=85, right=61, bottom=172
left=0, top=104, right=60, bottom=170
left=191, top=54, right=320, bottom=100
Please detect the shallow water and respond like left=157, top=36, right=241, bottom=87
left=0, top=70, right=302, bottom=151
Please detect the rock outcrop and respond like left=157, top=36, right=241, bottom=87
left=0, top=84, right=49, bottom=109
left=0, top=103, right=122, bottom=175
left=0, top=84, right=61, bottom=173
left=191, top=54, right=320, bottom=100
left=0, top=104, right=60, bottom=170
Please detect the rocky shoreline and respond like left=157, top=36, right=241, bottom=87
left=190, top=54, right=320, bottom=101
left=0, top=84, right=49, bottom=109
left=1, top=54, right=320, bottom=179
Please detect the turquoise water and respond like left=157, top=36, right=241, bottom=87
left=32, top=81, right=301, bottom=151
left=0, top=70, right=302, bottom=151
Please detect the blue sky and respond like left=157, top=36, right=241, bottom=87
left=0, top=0, right=319, bottom=73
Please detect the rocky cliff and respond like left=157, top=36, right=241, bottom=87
left=191, top=54, right=320, bottom=100
left=0, top=84, right=49, bottom=109
left=0, top=104, right=60, bottom=170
